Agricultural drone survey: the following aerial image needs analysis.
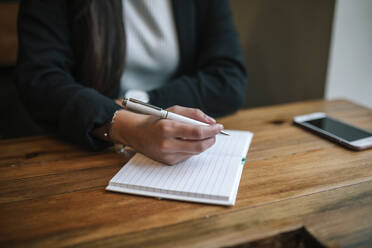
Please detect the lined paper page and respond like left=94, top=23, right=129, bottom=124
left=204, top=130, right=252, bottom=157
left=110, top=153, right=242, bottom=200
left=108, top=130, right=253, bottom=205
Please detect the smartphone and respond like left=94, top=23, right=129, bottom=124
left=293, top=112, right=372, bottom=150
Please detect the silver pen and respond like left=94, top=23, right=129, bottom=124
left=122, top=98, right=230, bottom=136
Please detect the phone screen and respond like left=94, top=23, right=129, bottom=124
left=305, top=117, right=372, bottom=142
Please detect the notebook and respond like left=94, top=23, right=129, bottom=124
left=106, top=130, right=253, bottom=206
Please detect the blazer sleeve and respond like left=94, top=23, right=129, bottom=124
left=16, top=0, right=122, bottom=150
left=148, top=0, right=247, bottom=117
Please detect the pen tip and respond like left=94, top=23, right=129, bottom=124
left=220, top=130, right=230, bottom=136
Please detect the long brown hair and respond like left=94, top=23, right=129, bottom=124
left=69, top=0, right=126, bottom=97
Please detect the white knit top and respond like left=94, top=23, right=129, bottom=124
left=120, top=0, right=180, bottom=95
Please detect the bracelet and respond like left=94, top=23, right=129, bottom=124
left=103, top=110, right=120, bottom=141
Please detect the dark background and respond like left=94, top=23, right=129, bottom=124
left=0, top=0, right=335, bottom=139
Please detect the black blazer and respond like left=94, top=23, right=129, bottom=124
left=16, top=0, right=247, bottom=150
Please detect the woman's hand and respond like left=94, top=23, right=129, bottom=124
left=111, top=105, right=223, bottom=165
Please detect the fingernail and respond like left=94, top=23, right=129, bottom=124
left=217, top=124, right=224, bottom=130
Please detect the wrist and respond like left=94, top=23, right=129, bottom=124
left=103, top=110, right=120, bottom=141
left=91, top=110, right=121, bottom=143
left=110, top=109, right=147, bottom=146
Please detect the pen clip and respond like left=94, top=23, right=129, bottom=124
left=123, top=98, right=163, bottom=111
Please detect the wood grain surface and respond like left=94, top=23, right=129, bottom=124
left=0, top=99, right=371, bottom=248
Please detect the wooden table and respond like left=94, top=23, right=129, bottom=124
left=1, top=99, right=371, bottom=248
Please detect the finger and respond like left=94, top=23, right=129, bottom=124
left=171, top=122, right=223, bottom=140
left=157, top=119, right=221, bottom=140
left=158, top=119, right=223, bottom=140
left=161, top=136, right=216, bottom=154
left=167, top=106, right=216, bottom=124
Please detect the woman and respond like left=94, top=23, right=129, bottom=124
left=16, top=0, right=247, bottom=164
